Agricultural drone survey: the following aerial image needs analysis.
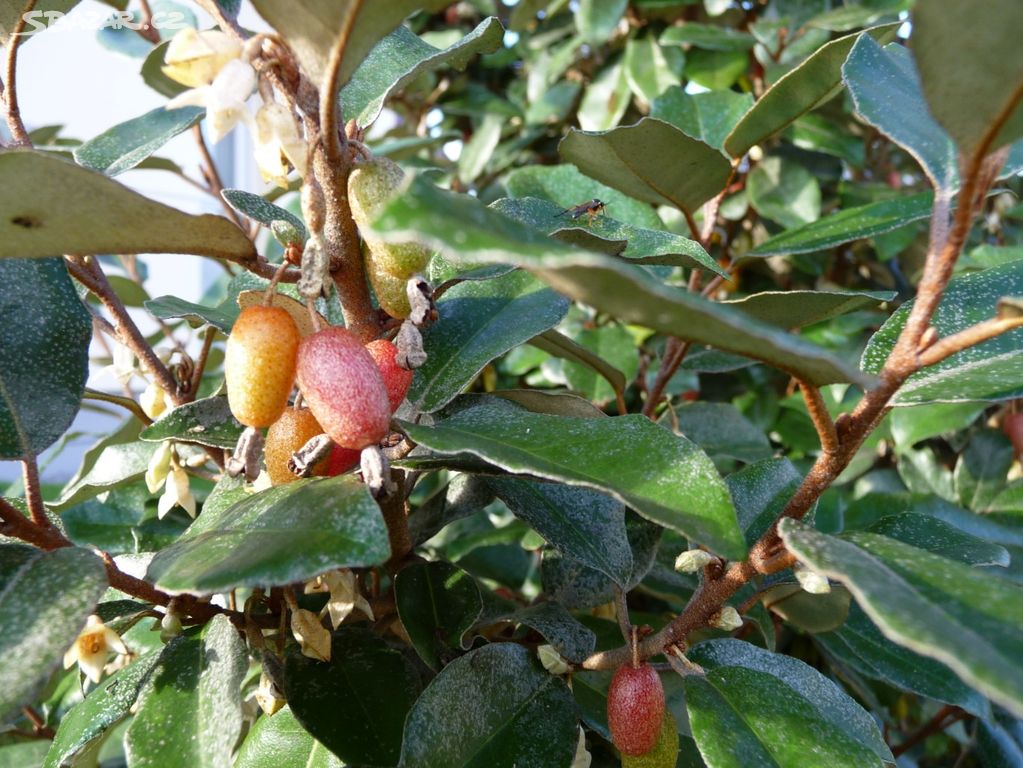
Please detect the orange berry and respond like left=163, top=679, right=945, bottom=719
left=608, top=663, right=665, bottom=756
left=264, top=407, right=328, bottom=485
left=296, top=327, right=390, bottom=450
left=225, top=306, right=299, bottom=428
left=365, top=339, right=413, bottom=412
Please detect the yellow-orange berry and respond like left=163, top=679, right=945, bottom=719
left=296, top=327, right=391, bottom=450
left=225, top=306, right=300, bottom=428
left=366, top=250, right=412, bottom=319
left=264, top=407, right=328, bottom=485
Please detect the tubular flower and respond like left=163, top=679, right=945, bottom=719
left=167, top=59, right=256, bottom=143
left=63, top=615, right=128, bottom=684
left=161, top=28, right=242, bottom=88
left=304, top=569, right=374, bottom=629
left=254, top=103, right=307, bottom=188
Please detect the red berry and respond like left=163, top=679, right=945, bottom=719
left=326, top=444, right=360, bottom=475
left=1004, top=412, right=1023, bottom=457
left=365, top=339, right=413, bottom=412
left=296, top=327, right=390, bottom=450
left=607, top=663, right=665, bottom=756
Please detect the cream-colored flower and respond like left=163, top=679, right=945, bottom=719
left=167, top=59, right=256, bottom=143
left=537, top=644, right=571, bottom=676
left=145, top=441, right=173, bottom=494
left=253, top=102, right=307, bottom=188
left=710, top=606, right=743, bottom=632
left=674, top=548, right=715, bottom=573
left=140, top=382, right=168, bottom=420
left=100, top=342, right=137, bottom=387
left=794, top=563, right=831, bottom=595
left=291, top=608, right=332, bottom=662
left=158, top=465, right=196, bottom=519
left=63, top=615, right=128, bottom=684
left=571, top=726, right=592, bottom=768
left=162, top=28, right=242, bottom=88
left=304, top=569, right=373, bottom=629
left=254, top=671, right=286, bottom=716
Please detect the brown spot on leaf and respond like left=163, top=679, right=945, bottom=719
left=11, top=215, right=42, bottom=229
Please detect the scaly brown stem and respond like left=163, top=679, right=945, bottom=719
left=2, top=0, right=35, bottom=146
left=20, top=457, right=49, bottom=529
left=798, top=379, right=839, bottom=456
left=918, top=316, right=1023, bottom=368
left=320, top=0, right=364, bottom=164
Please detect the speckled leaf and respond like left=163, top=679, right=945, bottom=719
left=145, top=295, right=237, bottom=333
left=747, top=156, right=821, bottom=229
left=221, top=188, right=307, bottom=240
left=139, top=395, right=243, bottom=449
left=0, top=258, right=91, bottom=459
left=0, top=545, right=108, bottom=724
left=486, top=477, right=632, bottom=585
left=816, top=603, right=991, bottom=718
left=530, top=329, right=628, bottom=403
left=559, top=117, right=732, bottom=215
left=410, top=270, right=569, bottom=413
left=342, top=17, right=504, bottom=126
left=369, top=177, right=871, bottom=387
left=400, top=643, right=577, bottom=768
left=0, top=151, right=255, bottom=261
left=491, top=196, right=726, bottom=276
left=146, top=476, right=389, bottom=595
left=52, top=440, right=159, bottom=511
left=726, top=458, right=802, bottom=545
left=723, top=289, right=895, bottom=328
left=862, top=260, right=1023, bottom=404
left=124, top=616, right=247, bottom=768
left=401, top=396, right=744, bottom=559
left=724, top=25, right=899, bottom=157
left=889, top=402, right=986, bottom=447
left=843, top=36, right=957, bottom=189
left=912, top=0, right=1023, bottom=157
left=686, top=638, right=892, bottom=767
left=478, top=601, right=596, bottom=663
left=44, top=651, right=162, bottom=767
left=866, top=512, right=1009, bottom=567
left=650, top=87, right=753, bottom=151
left=248, top=0, right=452, bottom=90
left=395, top=561, right=483, bottom=671
left=780, top=519, right=1023, bottom=719
left=235, top=707, right=343, bottom=768
left=505, top=164, right=664, bottom=230
left=675, top=402, right=772, bottom=464
left=749, top=192, right=933, bottom=257
left=283, top=627, right=421, bottom=767
left=74, top=106, right=204, bottom=176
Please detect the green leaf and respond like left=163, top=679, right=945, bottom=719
left=560, top=117, right=732, bottom=215
left=0, top=545, right=108, bottom=723
left=370, top=177, right=871, bottom=387
left=747, top=156, right=821, bottom=229
left=723, top=289, right=895, bottom=328
left=342, top=17, right=504, bottom=127
left=62, top=492, right=187, bottom=555
left=235, top=707, right=343, bottom=768
left=140, top=40, right=188, bottom=99
left=74, top=106, right=204, bottom=176
left=0, top=258, right=90, bottom=459
left=912, top=0, right=1023, bottom=156
left=409, top=270, right=569, bottom=413
left=975, top=710, right=1023, bottom=767
left=0, top=150, right=254, bottom=261
left=0, top=1, right=79, bottom=47
left=247, top=0, right=452, bottom=90
left=52, top=440, right=159, bottom=511
left=221, top=188, right=307, bottom=241
left=395, top=560, right=483, bottom=671
left=283, top=627, right=421, bottom=767
left=727, top=457, right=802, bottom=544
left=953, top=429, right=1015, bottom=511
left=660, top=22, right=756, bottom=51
left=145, top=295, right=237, bottom=333
left=686, top=638, right=893, bottom=767
left=685, top=48, right=748, bottom=90
left=486, top=477, right=633, bottom=586
left=492, top=197, right=726, bottom=276
left=750, top=191, right=933, bottom=257
left=529, top=329, right=628, bottom=402
left=866, top=512, right=1010, bottom=566
left=146, top=476, right=390, bottom=595
left=862, top=260, right=1023, bottom=404
left=674, top=402, right=772, bottom=463
left=623, top=36, right=679, bottom=105
left=139, top=395, right=243, bottom=450
left=843, top=36, right=956, bottom=189
left=400, top=643, right=577, bottom=768
left=505, top=164, right=663, bottom=230
left=124, top=616, right=247, bottom=768
left=480, top=601, right=597, bottom=663
left=402, top=395, right=745, bottom=559
left=780, top=518, right=1023, bottom=719
left=889, top=402, right=986, bottom=447
left=724, top=25, right=899, bottom=158
left=650, top=87, right=753, bottom=151
left=761, top=583, right=853, bottom=634
left=576, top=0, right=626, bottom=44
left=816, top=603, right=992, bottom=718
left=577, top=57, right=630, bottom=132
left=44, top=652, right=161, bottom=767
left=558, top=324, right=637, bottom=404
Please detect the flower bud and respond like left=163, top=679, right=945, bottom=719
left=162, top=28, right=242, bottom=88
left=794, top=563, right=831, bottom=595
left=538, top=644, right=571, bottom=676
left=709, top=606, right=742, bottom=632
left=674, top=549, right=715, bottom=573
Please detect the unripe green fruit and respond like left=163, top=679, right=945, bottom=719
left=607, top=663, right=666, bottom=756
left=264, top=407, right=327, bottom=485
left=367, top=250, right=412, bottom=319
left=225, top=306, right=300, bottom=428
left=349, top=157, right=432, bottom=279
left=296, top=327, right=391, bottom=450
left=326, top=444, right=360, bottom=475
left=621, top=711, right=678, bottom=768
left=365, top=339, right=413, bottom=412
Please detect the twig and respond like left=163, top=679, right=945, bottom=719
left=642, top=339, right=690, bottom=419
left=135, top=0, right=161, bottom=44
left=21, top=456, right=50, bottom=529
left=892, top=705, right=967, bottom=758
left=193, top=125, right=249, bottom=232
left=319, top=0, right=364, bottom=163
left=20, top=706, right=54, bottom=739
left=798, top=379, right=839, bottom=455
left=187, top=328, right=218, bottom=400
left=917, top=316, right=1023, bottom=368
left=2, top=0, right=35, bottom=146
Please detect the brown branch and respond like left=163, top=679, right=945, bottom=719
left=892, top=705, right=967, bottom=758
left=917, top=316, right=1023, bottom=368
left=187, top=327, right=218, bottom=401
left=193, top=126, right=249, bottom=232
left=21, top=455, right=49, bottom=528
left=642, top=339, right=690, bottom=419
left=2, top=0, right=35, bottom=146
left=319, top=0, right=364, bottom=164
left=798, top=379, right=839, bottom=456
left=135, top=0, right=161, bottom=44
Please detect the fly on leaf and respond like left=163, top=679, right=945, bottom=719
left=554, top=198, right=606, bottom=223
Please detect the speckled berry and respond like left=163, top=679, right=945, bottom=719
left=225, top=306, right=299, bottom=428
left=296, top=327, right=390, bottom=450
left=621, top=711, right=678, bottom=767
left=366, top=249, right=412, bottom=319
left=325, top=444, right=360, bottom=476
left=608, top=663, right=665, bottom=756
left=365, top=339, right=413, bottom=412
left=264, top=407, right=327, bottom=485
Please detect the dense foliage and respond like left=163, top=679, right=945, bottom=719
left=2, top=0, right=1023, bottom=766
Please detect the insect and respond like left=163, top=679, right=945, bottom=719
left=554, top=198, right=606, bottom=223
